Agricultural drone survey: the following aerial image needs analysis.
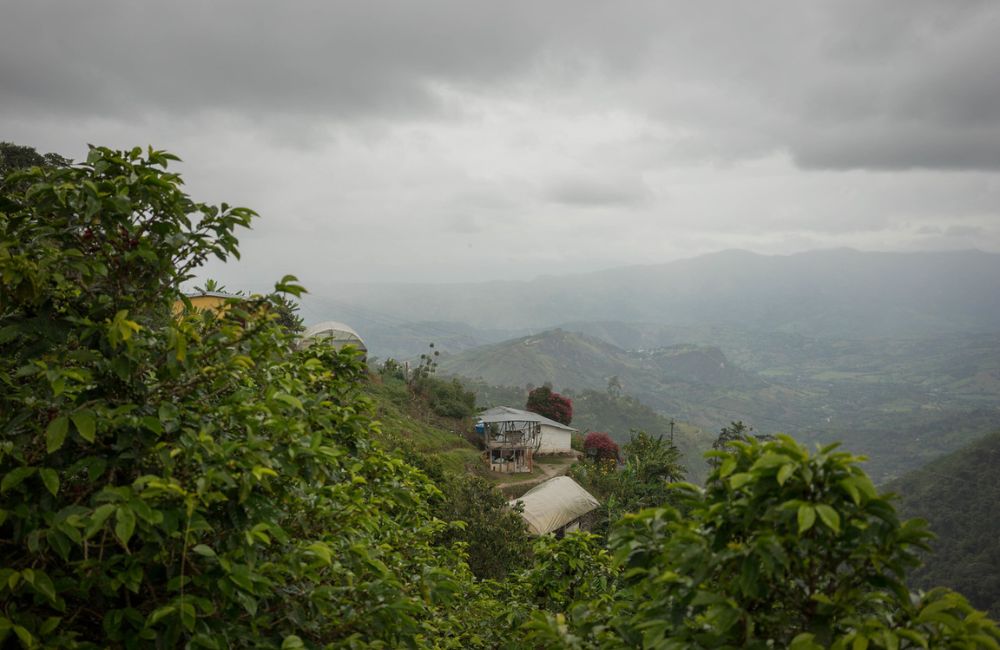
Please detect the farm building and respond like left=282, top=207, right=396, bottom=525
left=478, top=406, right=576, bottom=455
left=510, top=476, right=600, bottom=536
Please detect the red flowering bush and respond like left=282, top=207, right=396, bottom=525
left=525, top=386, right=573, bottom=425
left=584, top=432, right=619, bottom=462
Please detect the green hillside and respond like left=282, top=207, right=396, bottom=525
left=363, top=374, right=483, bottom=475
left=889, top=430, right=1000, bottom=616
left=438, top=327, right=1000, bottom=482
left=461, top=377, right=715, bottom=484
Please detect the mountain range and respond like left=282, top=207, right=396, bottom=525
left=313, top=249, right=1000, bottom=350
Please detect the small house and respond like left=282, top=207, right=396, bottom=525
left=509, top=476, right=600, bottom=536
left=478, top=406, right=576, bottom=454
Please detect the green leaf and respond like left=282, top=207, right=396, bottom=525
left=39, top=468, right=59, bottom=496
left=192, top=544, right=216, bottom=558
left=282, top=635, right=306, bottom=650
left=815, top=504, right=841, bottom=534
left=71, top=410, right=96, bottom=443
left=777, top=463, right=795, bottom=486
left=149, top=605, right=175, bottom=625
left=273, top=392, right=303, bottom=410
left=47, top=415, right=69, bottom=452
left=1, top=466, right=36, bottom=493
left=728, top=473, right=753, bottom=490
left=86, top=504, right=116, bottom=538
left=798, top=504, right=816, bottom=534
left=718, top=457, right=737, bottom=478
left=115, top=507, right=136, bottom=547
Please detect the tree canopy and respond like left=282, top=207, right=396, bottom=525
left=526, top=385, right=573, bottom=425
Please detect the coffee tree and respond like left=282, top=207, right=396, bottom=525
left=0, top=147, right=484, bottom=648
left=527, top=436, right=1000, bottom=648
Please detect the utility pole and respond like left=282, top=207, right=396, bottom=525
left=669, top=419, right=675, bottom=444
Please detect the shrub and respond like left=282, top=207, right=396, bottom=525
left=583, top=432, right=619, bottom=462
left=0, top=147, right=484, bottom=648
left=527, top=436, right=1000, bottom=647
left=526, top=386, right=573, bottom=425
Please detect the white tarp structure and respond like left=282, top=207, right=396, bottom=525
left=301, top=321, right=367, bottom=355
left=510, top=476, right=600, bottom=536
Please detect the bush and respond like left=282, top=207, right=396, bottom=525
left=526, top=386, right=573, bottom=425
left=583, top=431, right=619, bottom=462
left=0, top=147, right=485, bottom=648
left=527, top=436, right=1000, bottom=647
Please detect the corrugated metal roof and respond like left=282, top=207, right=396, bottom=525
left=478, top=406, right=577, bottom=432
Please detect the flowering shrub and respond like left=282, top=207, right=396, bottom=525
left=526, top=386, right=573, bottom=425
left=584, top=432, right=620, bottom=462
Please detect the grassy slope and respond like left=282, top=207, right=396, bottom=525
left=888, top=430, right=1000, bottom=615
left=364, top=374, right=483, bottom=475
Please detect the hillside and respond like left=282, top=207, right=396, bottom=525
left=889, top=431, right=1000, bottom=615
left=363, top=374, right=483, bottom=475
left=439, top=327, right=1000, bottom=482
left=311, top=249, right=1000, bottom=341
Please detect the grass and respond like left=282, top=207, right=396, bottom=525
left=365, top=374, right=484, bottom=475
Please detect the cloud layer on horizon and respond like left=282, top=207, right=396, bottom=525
left=2, top=0, right=999, bottom=288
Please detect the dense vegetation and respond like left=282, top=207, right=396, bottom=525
left=2, top=146, right=996, bottom=648
left=890, top=430, right=1000, bottom=616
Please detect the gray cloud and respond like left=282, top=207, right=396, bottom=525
left=2, top=1, right=999, bottom=285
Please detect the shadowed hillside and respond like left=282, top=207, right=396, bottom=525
left=890, top=431, right=1000, bottom=615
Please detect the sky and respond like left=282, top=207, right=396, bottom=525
left=3, top=0, right=1000, bottom=290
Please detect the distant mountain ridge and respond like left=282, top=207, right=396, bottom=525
left=315, top=249, right=1000, bottom=340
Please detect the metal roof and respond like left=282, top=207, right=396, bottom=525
left=478, top=406, right=577, bottom=432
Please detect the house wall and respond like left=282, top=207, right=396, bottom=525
left=537, top=424, right=573, bottom=453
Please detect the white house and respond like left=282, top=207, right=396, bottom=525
left=478, top=406, right=576, bottom=454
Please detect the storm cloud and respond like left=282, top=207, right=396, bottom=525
left=2, top=0, right=998, bottom=287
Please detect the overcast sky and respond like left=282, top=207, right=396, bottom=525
left=3, top=0, right=999, bottom=291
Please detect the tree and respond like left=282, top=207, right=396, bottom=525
left=583, top=431, right=620, bottom=462
left=526, top=385, right=573, bottom=425
left=526, top=436, right=1000, bottom=647
left=434, top=475, right=533, bottom=580
left=0, top=141, right=70, bottom=178
left=0, top=146, right=488, bottom=648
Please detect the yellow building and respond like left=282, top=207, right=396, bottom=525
left=172, top=291, right=240, bottom=315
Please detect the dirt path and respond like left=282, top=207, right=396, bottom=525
left=494, top=459, right=573, bottom=490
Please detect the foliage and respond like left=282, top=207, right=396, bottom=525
left=420, top=376, right=477, bottom=419
left=526, top=385, right=573, bottom=426
left=0, top=147, right=490, bottom=648
left=527, top=436, right=1000, bottom=648
left=583, top=432, right=619, bottom=462
left=575, top=431, right=686, bottom=540
left=0, top=142, right=70, bottom=179
left=891, top=430, right=1000, bottom=616
left=520, top=533, right=616, bottom=615
left=709, top=420, right=773, bottom=467
left=434, top=475, right=533, bottom=581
